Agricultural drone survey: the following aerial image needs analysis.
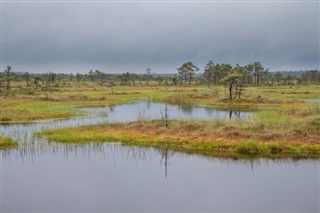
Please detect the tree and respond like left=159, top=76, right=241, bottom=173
left=260, top=68, right=269, bottom=85
left=4, top=65, right=15, bottom=96
left=34, top=76, right=40, bottom=89
left=23, top=72, right=30, bottom=86
left=146, top=67, right=152, bottom=85
left=177, top=61, right=199, bottom=85
left=43, top=72, right=57, bottom=89
left=253, top=61, right=265, bottom=85
left=203, top=61, right=215, bottom=86
left=156, top=76, right=164, bottom=86
left=232, top=64, right=246, bottom=99
left=0, top=72, right=4, bottom=93
left=301, top=70, right=320, bottom=84
left=88, top=69, right=94, bottom=81
left=274, top=71, right=283, bottom=85
left=243, top=63, right=254, bottom=84
left=94, top=70, right=106, bottom=85
left=219, top=64, right=233, bottom=82
left=108, top=79, right=116, bottom=94
left=285, top=75, right=293, bottom=85
left=119, top=72, right=131, bottom=85
left=220, top=73, right=243, bottom=100
left=171, top=75, right=178, bottom=85
left=130, top=73, right=139, bottom=86
left=76, top=73, right=82, bottom=83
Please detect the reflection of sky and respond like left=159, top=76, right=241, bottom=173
left=2, top=143, right=319, bottom=212
left=1, top=102, right=319, bottom=212
left=0, top=101, right=252, bottom=147
left=304, top=99, right=320, bottom=103
left=100, top=101, right=253, bottom=122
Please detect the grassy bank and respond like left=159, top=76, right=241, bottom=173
left=1, top=84, right=319, bottom=122
left=38, top=105, right=320, bottom=157
left=0, top=135, right=18, bottom=149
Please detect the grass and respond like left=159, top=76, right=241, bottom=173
left=0, top=135, right=18, bottom=149
left=1, top=84, right=319, bottom=122
left=37, top=107, right=320, bottom=158
left=3, top=82, right=320, bottom=157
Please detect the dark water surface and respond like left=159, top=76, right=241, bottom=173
left=1, top=101, right=319, bottom=212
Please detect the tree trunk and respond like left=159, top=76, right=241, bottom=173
left=229, top=80, right=234, bottom=100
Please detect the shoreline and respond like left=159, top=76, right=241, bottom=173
left=37, top=119, right=320, bottom=158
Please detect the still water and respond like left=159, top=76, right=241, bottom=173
left=304, top=98, right=320, bottom=103
left=0, top=101, right=319, bottom=212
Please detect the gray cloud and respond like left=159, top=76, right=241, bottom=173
left=1, top=1, right=319, bottom=73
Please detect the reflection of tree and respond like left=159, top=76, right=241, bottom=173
left=147, top=100, right=150, bottom=110
left=229, top=111, right=241, bottom=119
left=2, top=141, right=312, bottom=172
left=179, top=105, right=193, bottom=115
left=157, top=148, right=174, bottom=178
left=205, top=108, right=214, bottom=115
left=109, top=106, right=115, bottom=113
left=1, top=142, right=150, bottom=164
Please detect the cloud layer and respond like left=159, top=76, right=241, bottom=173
left=2, top=1, right=319, bottom=73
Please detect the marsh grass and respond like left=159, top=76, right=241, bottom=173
left=37, top=106, right=320, bottom=158
left=0, top=135, right=18, bottom=149
left=3, top=83, right=320, bottom=157
left=2, top=84, right=319, bottom=122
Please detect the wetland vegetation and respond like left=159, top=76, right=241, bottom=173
left=3, top=2, right=320, bottom=212
left=1, top=63, right=319, bottom=158
left=0, top=135, right=17, bottom=149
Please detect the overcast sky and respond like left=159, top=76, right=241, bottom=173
left=1, top=1, right=319, bottom=73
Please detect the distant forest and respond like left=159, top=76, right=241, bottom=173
left=0, top=61, right=319, bottom=97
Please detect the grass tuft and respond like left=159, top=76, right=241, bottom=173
left=0, top=135, right=18, bottom=149
left=235, top=141, right=267, bottom=155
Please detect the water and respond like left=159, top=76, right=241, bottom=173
left=0, top=101, right=252, bottom=146
left=304, top=98, right=320, bottom=103
left=1, top=101, right=319, bottom=212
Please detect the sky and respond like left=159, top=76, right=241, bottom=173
left=1, top=0, right=319, bottom=74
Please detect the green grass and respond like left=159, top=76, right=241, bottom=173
left=0, top=135, right=18, bottom=149
left=235, top=141, right=267, bottom=155
left=1, top=83, right=320, bottom=122
left=3, top=83, right=320, bottom=158
left=37, top=115, right=320, bottom=158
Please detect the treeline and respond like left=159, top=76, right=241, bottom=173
left=0, top=62, right=319, bottom=96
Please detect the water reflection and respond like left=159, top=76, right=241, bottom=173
left=157, top=148, right=174, bottom=178
left=2, top=142, right=319, bottom=212
left=0, top=101, right=253, bottom=147
left=229, top=110, right=242, bottom=119
left=1, top=101, right=319, bottom=212
left=304, top=98, right=320, bottom=103
left=2, top=142, right=319, bottom=175
left=178, top=105, right=193, bottom=114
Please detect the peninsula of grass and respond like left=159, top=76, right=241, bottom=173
left=37, top=105, right=320, bottom=158
left=0, top=135, right=18, bottom=149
